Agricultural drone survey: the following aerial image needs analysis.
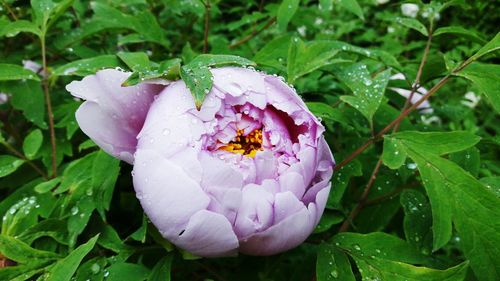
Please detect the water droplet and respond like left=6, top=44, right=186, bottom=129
left=71, top=206, right=79, bottom=215
left=91, top=263, right=100, bottom=274
left=330, top=269, right=339, bottom=278
left=162, top=129, right=171, bottom=136
left=353, top=244, right=361, bottom=251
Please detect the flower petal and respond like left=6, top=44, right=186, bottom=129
left=66, top=69, right=164, bottom=163
left=132, top=149, right=210, bottom=239
left=175, top=210, right=239, bottom=257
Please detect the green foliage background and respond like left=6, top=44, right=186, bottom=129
left=0, top=0, right=499, bottom=280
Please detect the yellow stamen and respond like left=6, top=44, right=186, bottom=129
left=220, top=129, right=263, bottom=157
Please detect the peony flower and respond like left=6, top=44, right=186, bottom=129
left=66, top=67, right=335, bottom=257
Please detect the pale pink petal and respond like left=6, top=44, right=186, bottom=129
left=174, top=210, right=239, bottom=257
left=66, top=69, right=164, bottom=163
left=132, top=149, right=210, bottom=239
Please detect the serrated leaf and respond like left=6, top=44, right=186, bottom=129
left=393, top=17, right=428, bottom=36
left=277, top=0, right=300, bottom=31
left=434, top=26, right=486, bottom=44
left=317, top=243, right=355, bottom=281
left=0, top=155, right=25, bottom=178
left=45, top=235, right=99, bottom=281
left=23, top=129, right=43, bottom=159
left=52, top=55, right=121, bottom=76
left=0, top=64, right=40, bottom=81
left=287, top=38, right=341, bottom=83
left=337, top=64, right=391, bottom=126
left=455, top=63, right=500, bottom=113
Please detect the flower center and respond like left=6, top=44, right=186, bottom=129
left=220, top=129, right=263, bottom=157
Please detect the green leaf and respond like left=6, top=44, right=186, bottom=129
left=337, top=64, right=391, bottom=126
left=0, top=64, right=40, bottom=81
left=31, top=0, right=73, bottom=30
left=106, top=263, right=150, bottom=281
left=186, top=54, right=255, bottom=69
left=92, top=151, right=120, bottom=219
left=387, top=131, right=500, bottom=280
left=45, top=235, right=99, bottom=281
left=0, top=235, right=59, bottom=263
left=469, top=32, right=500, bottom=62
left=316, top=243, right=355, bottom=281
left=353, top=258, right=468, bottom=281
left=277, top=0, right=300, bottom=32
left=253, top=35, right=291, bottom=71
left=400, top=190, right=433, bottom=254
left=332, top=232, right=428, bottom=264
left=180, top=66, right=212, bottom=109
left=23, top=129, right=43, bottom=159
left=314, top=211, right=344, bottom=233
left=433, top=26, right=486, bottom=44
left=34, top=177, right=61, bottom=193
left=327, top=159, right=362, bottom=209
left=147, top=255, right=173, bottom=281
left=388, top=131, right=481, bottom=156
left=338, top=0, right=364, bottom=21
left=117, top=52, right=151, bottom=72
left=0, top=155, right=25, bottom=178
left=393, top=17, right=428, bottom=36
left=455, top=63, right=500, bottom=112
left=122, top=58, right=181, bottom=86
left=306, top=102, right=351, bottom=126
left=382, top=137, right=407, bottom=169
left=8, top=80, right=48, bottom=128
left=407, top=150, right=500, bottom=280
left=287, top=38, right=341, bottom=83
left=0, top=20, right=41, bottom=37
left=52, top=55, right=122, bottom=76
left=17, top=219, right=69, bottom=245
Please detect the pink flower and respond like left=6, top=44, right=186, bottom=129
left=66, top=67, right=334, bottom=257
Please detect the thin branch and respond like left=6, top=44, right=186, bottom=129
left=40, top=37, right=57, bottom=178
left=1, top=141, right=48, bottom=179
left=338, top=27, right=436, bottom=232
left=203, top=0, right=211, bottom=53
left=229, top=16, right=276, bottom=49
left=338, top=158, right=383, bottom=232
left=2, top=1, right=18, bottom=21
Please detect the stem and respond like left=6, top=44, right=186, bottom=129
left=338, top=27, right=436, bottom=232
left=2, top=1, right=18, bottom=20
left=203, top=0, right=211, bottom=53
left=40, top=36, right=58, bottom=177
left=1, top=141, right=48, bottom=179
left=229, top=16, right=276, bottom=49
left=338, top=159, right=383, bottom=232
